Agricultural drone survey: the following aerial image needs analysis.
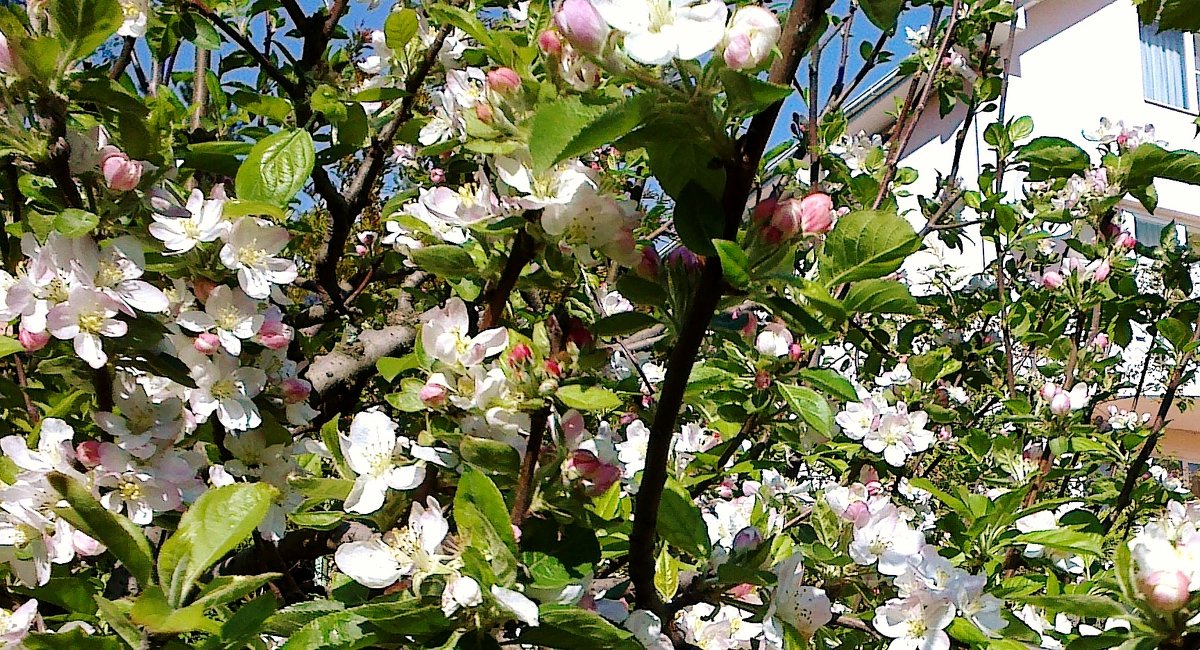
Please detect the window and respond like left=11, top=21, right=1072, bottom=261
left=1129, top=213, right=1188, bottom=248
left=1139, top=23, right=1198, bottom=111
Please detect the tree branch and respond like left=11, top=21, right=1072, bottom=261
left=626, top=0, right=832, bottom=628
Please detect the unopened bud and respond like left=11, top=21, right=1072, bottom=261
left=194, top=333, right=221, bottom=355
left=280, top=378, right=311, bottom=404
left=75, top=440, right=102, bottom=468
left=19, top=327, right=49, bottom=352
left=1041, top=270, right=1064, bottom=289
left=486, top=67, right=522, bottom=93
left=732, top=526, right=763, bottom=553
left=508, top=343, right=533, bottom=366
left=1139, top=570, right=1191, bottom=612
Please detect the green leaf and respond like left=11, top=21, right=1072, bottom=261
left=459, top=435, right=521, bottom=480
left=235, top=129, right=315, bottom=208
left=0, top=336, right=23, bottom=360
left=209, top=593, right=279, bottom=650
left=859, top=0, right=903, bottom=30
left=54, top=208, right=99, bottom=237
left=720, top=70, right=792, bottom=117
left=516, top=604, right=641, bottom=649
left=190, top=573, right=282, bottom=612
left=1118, top=142, right=1200, bottom=189
left=376, top=354, right=420, bottom=382
left=408, top=244, right=476, bottom=279
left=24, top=631, right=123, bottom=650
left=1153, top=0, right=1200, bottom=32
left=456, top=468, right=517, bottom=549
left=843, top=279, right=919, bottom=315
left=131, top=585, right=221, bottom=634
left=1157, top=316, right=1192, bottom=350
left=1013, top=529, right=1103, bottom=557
left=223, top=199, right=287, bottom=221
left=556, top=385, right=622, bottom=411
left=384, top=8, right=419, bottom=50
left=657, top=479, right=712, bottom=559
left=537, top=94, right=653, bottom=170
left=592, top=311, right=660, bottom=337
left=778, top=384, right=834, bottom=436
left=1015, top=137, right=1091, bottom=181
left=158, top=482, right=278, bottom=607
left=529, top=97, right=610, bottom=172
left=48, top=473, right=154, bottom=586
left=818, top=210, right=920, bottom=286
left=310, top=85, right=346, bottom=123
left=712, top=239, right=750, bottom=289
left=672, top=181, right=725, bottom=256
left=1019, top=594, right=1126, bottom=619
left=94, top=596, right=143, bottom=648
left=796, top=369, right=858, bottom=402
left=50, top=0, right=122, bottom=61
left=278, top=607, right=375, bottom=650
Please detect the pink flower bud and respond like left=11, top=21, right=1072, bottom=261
left=1091, top=332, right=1110, bottom=351
left=487, top=67, right=522, bottom=93
left=355, top=244, right=369, bottom=255
left=430, top=168, right=446, bottom=184
left=100, top=147, right=143, bottom=192
left=666, top=247, right=701, bottom=271
left=843, top=500, right=870, bottom=525
left=752, top=196, right=778, bottom=224
left=1049, top=391, right=1072, bottom=416
left=554, top=0, right=608, bottom=53
left=1139, top=570, right=1191, bottom=612
left=788, top=343, right=803, bottom=361
left=475, top=103, right=494, bottom=123
left=73, top=530, right=105, bottom=556
left=18, top=327, right=49, bottom=352
left=258, top=319, right=292, bottom=350
left=508, top=343, right=533, bottom=366
left=0, top=33, right=14, bottom=74
left=538, top=30, right=564, bottom=55
left=544, top=359, right=562, bottom=377
left=76, top=441, right=102, bottom=468
left=1115, top=231, right=1136, bottom=250
left=723, top=34, right=753, bottom=70
left=732, top=526, right=763, bottom=553
left=419, top=378, right=450, bottom=407
left=280, top=378, right=311, bottom=404
left=1093, top=259, right=1111, bottom=282
left=1041, top=270, right=1064, bottom=289
left=192, top=277, right=218, bottom=302
left=561, top=409, right=587, bottom=448
left=755, top=369, right=771, bottom=390
left=798, top=193, right=834, bottom=235
left=1040, top=382, right=1060, bottom=403
left=194, top=332, right=221, bottom=355
left=636, top=246, right=660, bottom=279
left=739, top=311, right=758, bottom=338
left=717, top=479, right=735, bottom=499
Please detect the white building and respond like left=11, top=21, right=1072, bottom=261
left=844, top=0, right=1200, bottom=489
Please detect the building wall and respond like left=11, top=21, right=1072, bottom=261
left=874, top=0, right=1200, bottom=289
left=847, top=0, right=1200, bottom=465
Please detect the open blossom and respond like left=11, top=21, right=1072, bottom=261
left=421, top=298, right=508, bottom=367
left=0, top=418, right=77, bottom=477
left=722, top=5, right=780, bottom=70
left=340, top=411, right=426, bottom=514
left=219, top=218, right=297, bottom=299
left=149, top=188, right=227, bottom=254
left=118, top=0, right=150, bottom=37
left=442, top=575, right=484, bottom=617
left=84, top=237, right=169, bottom=316
left=591, top=0, right=728, bottom=65
left=864, top=407, right=934, bottom=467
left=178, top=285, right=263, bottom=356
left=335, top=497, right=450, bottom=588
left=189, top=353, right=267, bottom=431
left=0, top=599, right=37, bottom=648
left=766, top=553, right=833, bottom=639
left=873, top=594, right=955, bottom=650
left=850, top=505, right=925, bottom=575
left=46, top=287, right=128, bottom=368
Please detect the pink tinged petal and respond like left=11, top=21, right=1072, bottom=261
left=98, top=319, right=127, bottom=337
left=238, top=268, right=271, bottom=299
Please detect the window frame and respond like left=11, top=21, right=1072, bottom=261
left=1138, top=24, right=1200, bottom=115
